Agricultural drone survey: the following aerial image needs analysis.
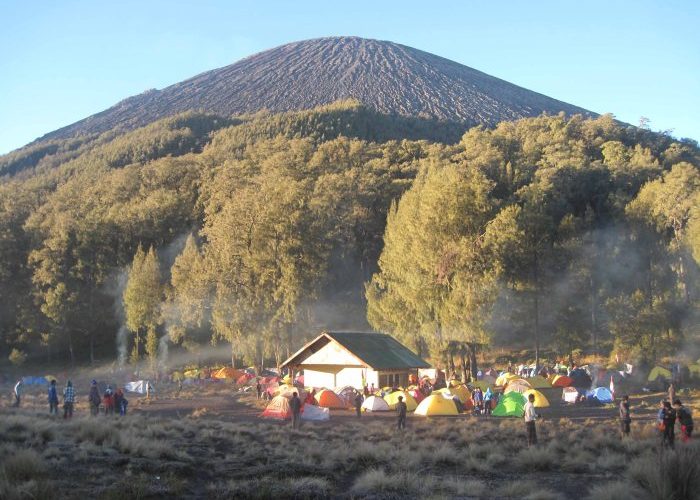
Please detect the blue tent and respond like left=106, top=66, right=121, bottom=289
left=586, top=386, right=613, bottom=403
left=21, top=376, right=48, bottom=385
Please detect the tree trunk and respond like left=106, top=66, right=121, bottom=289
left=459, top=349, right=468, bottom=384
left=469, top=345, right=478, bottom=381
left=230, top=341, right=236, bottom=368
left=90, top=333, right=95, bottom=365
left=67, top=329, right=75, bottom=368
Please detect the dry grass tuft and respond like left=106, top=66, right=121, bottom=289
left=584, top=480, right=641, bottom=500
left=1, top=449, right=46, bottom=482
left=514, top=447, right=556, bottom=471
left=351, top=469, right=423, bottom=498
left=627, top=445, right=700, bottom=500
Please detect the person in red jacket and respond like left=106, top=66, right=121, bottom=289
left=103, top=386, right=115, bottom=415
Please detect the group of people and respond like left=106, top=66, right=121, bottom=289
left=88, top=380, right=128, bottom=416
left=10, top=378, right=129, bottom=418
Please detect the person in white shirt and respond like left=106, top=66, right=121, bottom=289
left=524, top=393, right=538, bottom=446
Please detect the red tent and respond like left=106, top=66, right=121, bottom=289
left=552, top=375, right=574, bottom=387
left=237, top=373, right=254, bottom=385
left=315, top=389, right=346, bottom=409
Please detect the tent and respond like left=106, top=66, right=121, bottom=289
left=184, top=369, right=200, bottom=379
left=569, top=369, right=593, bottom=388
left=124, top=380, right=152, bottom=395
left=213, top=367, right=242, bottom=380
left=436, top=384, right=470, bottom=402
left=414, top=394, right=459, bottom=416
left=408, top=389, right=425, bottom=404
left=562, top=387, right=579, bottom=403
left=527, top=376, right=551, bottom=389
left=277, top=384, right=306, bottom=401
left=505, top=379, right=532, bottom=394
left=21, top=376, right=48, bottom=385
left=261, top=395, right=292, bottom=420
left=586, top=387, right=613, bottom=403
left=384, top=391, right=418, bottom=412
left=362, top=395, right=391, bottom=412
left=336, top=386, right=360, bottom=406
left=496, top=373, right=518, bottom=387
left=551, top=375, right=574, bottom=388
left=315, top=389, right=346, bottom=409
left=647, top=366, right=672, bottom=382
left=236, top=373, right=254, bottom=385
left=492, top=391, right=526, bottom=417
left=523, top=389, right=550, bottom=408
left=301, top=403, right=330, bottom=421
left=469, top=380, right=493, bottom=392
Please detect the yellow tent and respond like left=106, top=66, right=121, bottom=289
left=213, top=367, right=241, bottom=380
left=523, top=389, right=550, bottom=408
left=647, top=366, right=672, bottom=382
left=496, top=373, right=518, bottom=386
left=505, top=379, right=532, bottom=394
left=436, top=384, right=471, bottom=402
left=414, top=394, right=458, bottom=416
left=469, top=380, right=492, bottom=392
left=171, top=371, right=184, bottom=382
left=527, top=376, right=551, bottom=389
left=184, top=369, right=200, bottom=379
left=384, top=391, right=418, bottom=412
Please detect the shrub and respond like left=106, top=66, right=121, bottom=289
left=585, top=481, right=641, bottom=500
left=351, top=469, right=423, bottom=497
left=1, top=449, right=46, bottom=482
left=514, top=447, right=556, bottom=471
left=627, top=445, right=700, bottom=500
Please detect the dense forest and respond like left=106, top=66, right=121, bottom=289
left=0, top=101, right=698, bottom=371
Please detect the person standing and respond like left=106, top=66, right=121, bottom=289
left=674, top=399, right=693, bottom=443
left=354, top=393, right=363, bottom=418
left=619, top=395, right=631, bottom=438
left=103, top=386, right=115, bottom=415
left=658, top=400, right=676, bottom=449
left=63, top=381, right=75, bottom=419
left=290, top=392, right=301, bottom=429
left=12, top=379, right=22, bottom=407
left=524, top=393, right=538, bottom=446
left=483, top=388, right=493, bottom=417
left=256, top=381, right=262, bottom=400
left=88, top=380, right=101, bottom=416
left=48, top=380, right=59, bottom=415
left=396, top=395, right=407, bottom=430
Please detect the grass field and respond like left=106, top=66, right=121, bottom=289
left=1, top=383, right=699, bottom=499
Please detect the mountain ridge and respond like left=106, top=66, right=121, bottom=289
left=37, top=36, right=593, bottom=143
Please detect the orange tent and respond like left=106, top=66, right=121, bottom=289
left=551, top=375, right=574, bottom=387
left=213, top=367, right=242, bottom=380
left=260, top=396, right=292, bottom=420
left=315, top=389, right=346, bottom=409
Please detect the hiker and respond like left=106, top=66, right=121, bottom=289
left=674, top=399, right=693, bottom=443
left=103, top=386, right=115, bottom=415
left=256, top=381, right=262, bottom=399
left=115, top=389, right=128, bottom=416
left=483, top=389, right=493, bottom=416
left=354, top=393, right=363, bottom=418
left=396, top=395, right=407, bottom=430
left=88, top=380, right=101, bottom=416
left=12, top=379, right=22, bottom=407
left=471, top=387, right=483, bottom=415
left=48, top=379, right=59, bottom=415
left=619, top=395, right=631, bottom=438
left=658, top=400, right=676, bottom=449
left=290, top=392, right=301, bottom=429
left=63, top=381, right=75, bottom=419
left=524, top=393, right=538, bottom=446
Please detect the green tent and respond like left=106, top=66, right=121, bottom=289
left=492, top=391, right=526, bottom=417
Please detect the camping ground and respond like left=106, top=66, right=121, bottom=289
left=1, top=381, right=699, bottom=499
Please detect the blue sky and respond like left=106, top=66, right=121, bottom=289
left=1, top=0, right=698, bottom=154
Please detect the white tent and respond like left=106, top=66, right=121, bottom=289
left=301, top=404, right=330, bottom=421
left=562, top=387, right=579, bottom=403
left=124, top=380, right=152, bottom=395
left=361, top=395, right=390, bottom=412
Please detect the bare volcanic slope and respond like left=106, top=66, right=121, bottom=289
left=41, top=36, right=592, bottom=141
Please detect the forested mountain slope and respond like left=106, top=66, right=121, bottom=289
left=0, top=102, right=697, bottom=370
